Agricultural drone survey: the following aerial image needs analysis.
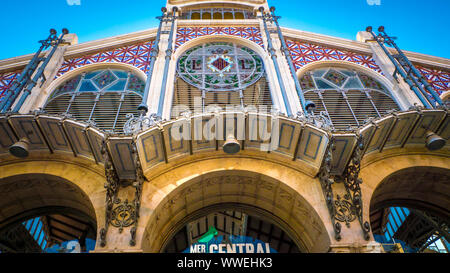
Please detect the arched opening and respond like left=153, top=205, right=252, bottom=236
left=179, top=4, right=255, bottom=20
left=213, top=12, right=223, bottom=20
left=172, top=41, right=273, bottom=118
left=202, top=12, right=212, bottom=20
left=369, top=167, right=450, bottom=253
left=0, top=174, right=98, bottom=253
left=234, top=12, right=245, bottom=20
left=224, top=12, right=234, bottom=20
left=43, top=67, right=146, bottom=134
left=191, top=12, right=201, bottom=20
left=162, top=205, right=302, bottom=253
left=298, top=64, right=400, bottom=130
left=142, top=170, right=331, bottom=253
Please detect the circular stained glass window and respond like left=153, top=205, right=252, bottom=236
left=177, top=42, right=264, bottom=92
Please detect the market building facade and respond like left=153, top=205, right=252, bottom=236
left=0, top=0, right=449, bottom=253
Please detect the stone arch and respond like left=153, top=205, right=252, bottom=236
left=0, top=157, right=106, bottom=247
left=0, top=174, right=97, bottom=231
left=166, top=35, right=284, bottom=118
left=359, top=152, right=450, bottom=236
left=370, top=166, right=450, bottom=220
left=138, top=157, right=333, bottom=253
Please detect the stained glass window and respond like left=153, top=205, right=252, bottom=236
left=51, top=69, right=145, bottom=99
left=173, top=43, right=272, bottom=117
left=45, top=69, right=145, bottom=133
left=300, top=67, right=399, bottom=130
left=177, top=42, right=264, bottom=92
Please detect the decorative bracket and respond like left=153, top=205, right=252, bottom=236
left=317, top=136, right=342, bottom=241
left=99, top=139, right=120, bottom=247
left=129, top=140, right=148, bottom=246
left=339, top=134, right=371, bottom=240
left=99, top=138, right=148, bottom=247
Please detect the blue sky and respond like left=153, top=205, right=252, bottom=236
left=0, top=0, right=449, bottom=60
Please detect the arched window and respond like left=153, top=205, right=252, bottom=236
left=182, top=7, right=255, bottom=20
left=224, top=11, right=234, bottom=20
left=173, top=42, right=273, bottom=117
left=234, top=12, right=245, bottom=20
left=213, top=12, right=223, bottom=20
left=191, top=12, right=201, bottom=20
left=44, top=68, right=145, bottom=133
left=202, top=12, right=212, bottom=20
left=299, top=67, right=399, bottom=130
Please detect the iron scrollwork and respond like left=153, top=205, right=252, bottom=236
left=341, top=134, right=371, bottom=240
left=129, top=140, right=148, bottom=246
left=296, top=111, right=334, bottom=131
left=334, top=195, right=357, bottom=227
left=110, top=199, right=136, bottom=233
left=318, top=136, right=342, bottom=241
left=99, top=138, right=148, bottom=247
left=123, top=112, right=161, bottom=135
left=99, top=139, right=120, bottom=247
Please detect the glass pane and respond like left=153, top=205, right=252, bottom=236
left=52, top=75, right=82, bottom=97
left=388, top=214, right=397, bottom=232
left=324, top=69, right=348, bottom=87
left=315, top=78, right=335, bottom=89
left=127, top=75, right=145, bottom=94
left=358, top=72, right=384, bottom=91
left=312, top=69, right=327, bottom=77
left=178, top=42, right=264, bottom=92
left=84, top=70, right=102, bottom=79
left=112, top=70, right=128, bottom=79
left=107, top=79, right=127, bottom=91
left=337, top=68, right=355, bottom=77
left=79, top=80, right=98, bottom=92
left=300, top=74, right=316, bottom=91
left=395, top=207, right=406, bottom=222
left=343, top=77, right=363, bottom=89
left=93, top=70, right=117, bottom=89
